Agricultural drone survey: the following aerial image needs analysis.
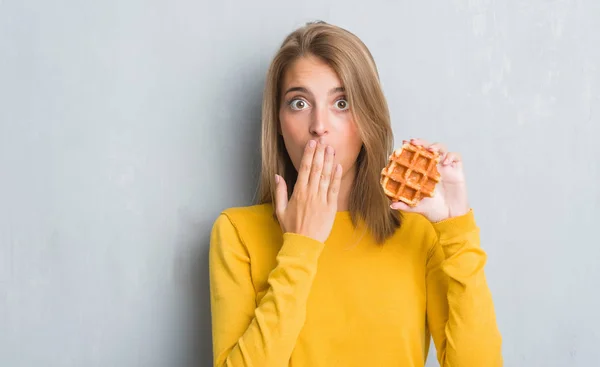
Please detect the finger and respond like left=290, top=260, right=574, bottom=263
left=410, top=138, right=431, bottom=147
left=427, top=142, right=448, bottom=155
left=296, top=140, right=317, bottom=187
left=441, top=152, right=462, bottom=166
left=318, top=146, right=334, bottom=196
left=390, top=200, right=417, bottom=212
left=274, top=174, right=288, bottom=218
left=308, top=142, right=326, bottom=192
left=327, top=163, right=343, bottom=205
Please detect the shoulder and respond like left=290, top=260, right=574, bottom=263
left=394, top=211, right=438, bottom=251
left=211, top=203, right=280, bottom=245
left=395, top=209, right=480, bottom=256
left=218, top=203, right=276, bottom=229
left=398, top=211, right=437, bottom=236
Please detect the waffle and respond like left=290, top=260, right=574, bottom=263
left=380, top=142, right=441, bottom=207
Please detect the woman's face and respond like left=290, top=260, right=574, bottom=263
left=278, top=55, right=363, bottom=183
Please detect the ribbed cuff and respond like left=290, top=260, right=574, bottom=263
left=431, top=209, right=478, bottom=242
left=279, top=232, right=326, bottom=259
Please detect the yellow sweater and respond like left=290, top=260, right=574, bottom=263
left=209, top=204, right=502, bottom=366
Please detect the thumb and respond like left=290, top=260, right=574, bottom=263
left=390, top=200, right=418, bottom=212
left=274, top=174, right=288, bottom=217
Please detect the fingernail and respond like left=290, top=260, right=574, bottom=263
left=275, top=174, right=279, bottom=183
left=310, top=140, right=316, bottom=148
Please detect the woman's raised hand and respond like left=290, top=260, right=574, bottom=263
left=274, top=140, right=343, bottom=243
left=391, top=138, right=471, bottom=222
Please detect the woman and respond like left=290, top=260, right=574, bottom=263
left=209, top=21, right=502, bottom=366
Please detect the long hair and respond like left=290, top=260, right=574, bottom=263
left=256, top=21, right=401, bottom=244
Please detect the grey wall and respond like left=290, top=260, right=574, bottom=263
left=1, top=1, right=598, bottom=366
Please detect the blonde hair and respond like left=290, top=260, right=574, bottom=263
left=256, top=21, right=401, bottom=244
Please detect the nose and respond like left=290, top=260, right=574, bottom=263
left=309, top=105, right=329, bottom=137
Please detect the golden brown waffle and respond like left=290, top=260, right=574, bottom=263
left=380, top=142, right=441, bottom=207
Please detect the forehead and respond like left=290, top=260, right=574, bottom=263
left=281, top=55, right=342, bottom=89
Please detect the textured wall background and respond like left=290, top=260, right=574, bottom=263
left=1, top=0, right=599, bottom=366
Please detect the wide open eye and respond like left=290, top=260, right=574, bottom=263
left=335, top=98, right=349, bottom=111
left=288, top=99, right=310, bottom=111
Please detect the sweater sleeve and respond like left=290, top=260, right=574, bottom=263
left=209, top=213, right=325, bottom=367
left=425, top=209, right=503, bottom=366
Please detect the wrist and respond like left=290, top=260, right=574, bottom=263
left=427, top=207, right=451, bottom=223
left=428, top=200, right=470, bottom=223
left=444, top=184, right=470, bottom=219
left=448, top=204, right=470, bottom=219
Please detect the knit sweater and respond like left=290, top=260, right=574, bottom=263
left=209, top=204, right=502, bottom=366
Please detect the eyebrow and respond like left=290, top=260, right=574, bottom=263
left=283, top=86, right=345, bottom=96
